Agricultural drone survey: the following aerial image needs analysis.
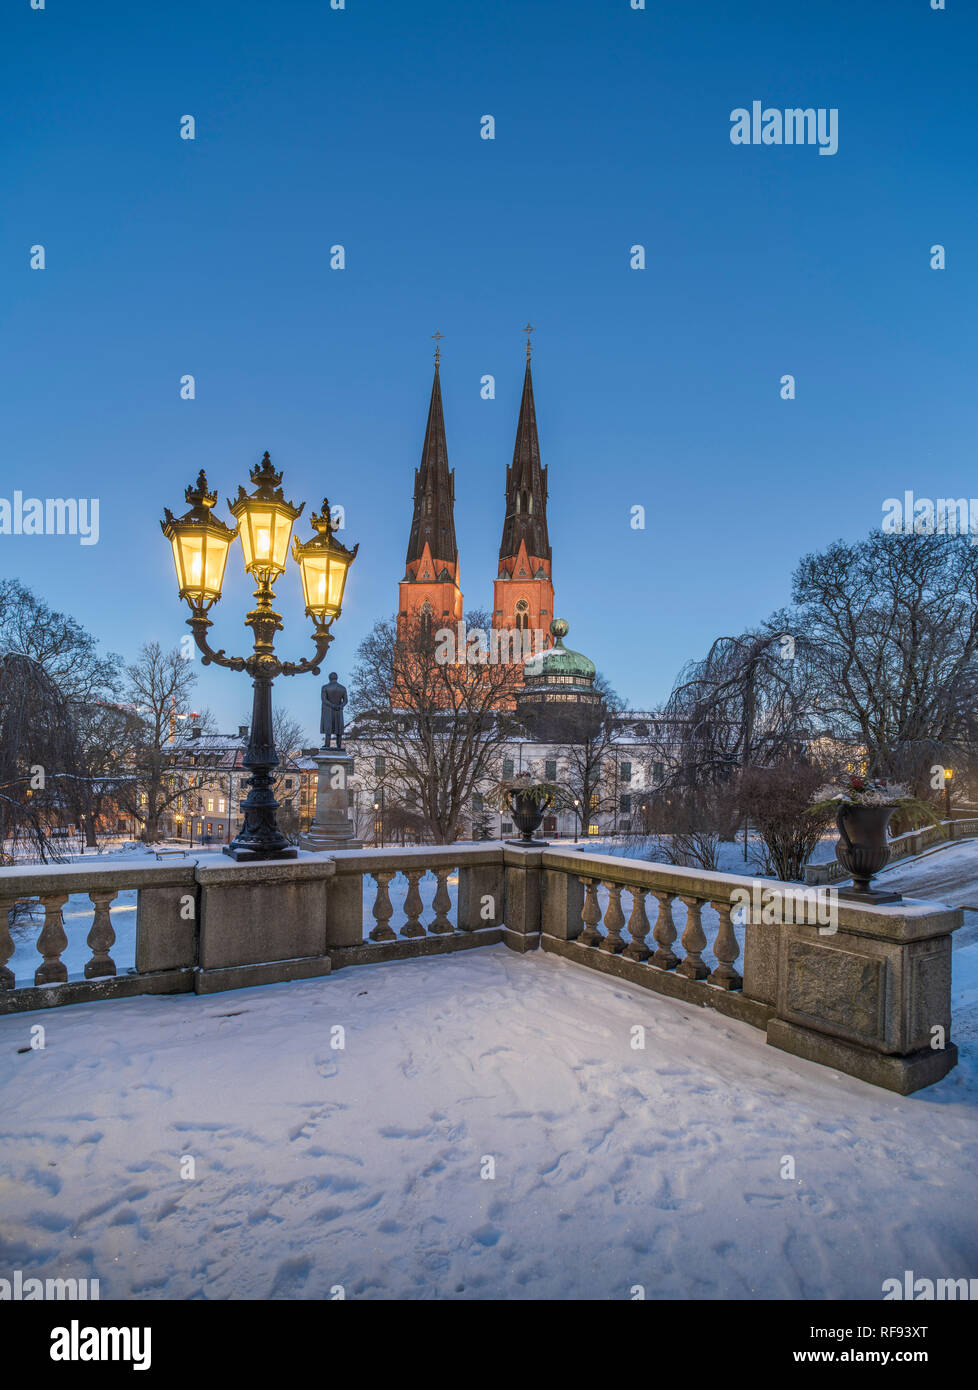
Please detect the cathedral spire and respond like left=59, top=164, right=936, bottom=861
left=492, top=334, right=555, bottom=657
left=499, top=348, right=550, bottom=563
left=406, top=351, right=457, bottom=568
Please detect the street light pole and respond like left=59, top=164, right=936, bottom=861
left=162, top=460, right=357, bottom=862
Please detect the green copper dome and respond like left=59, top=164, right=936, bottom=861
left=525, top=618, right=596, bottom=681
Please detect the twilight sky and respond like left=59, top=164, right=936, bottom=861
left=2, top=0, right=975, bottom=738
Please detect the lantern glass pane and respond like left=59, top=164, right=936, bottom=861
left=239, top=503, right=294, bottom=575
left=204, top=533, right=231, bottom=596
left=328, top=557, right=347, bottom=609
left=178, top=533, right=203, bottom=595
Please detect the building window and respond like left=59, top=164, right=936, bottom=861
left=589, top=793, right=599, bottom=811
left=619, top=795, right=632, bottom=813
left=501, top=821, right=513, bottom=835
left=515, top=599, right=529, bottom=632
left=218, top=799, right=226, bottom=814
left=587, top=824, right=600, bottom=836
left=653, top=762, right=665, bottom=782
left=284, top=778, right=293, bottom=790
left=374, top=755, right=386, bottom=776
left=620, top=761, right=632, bottom=782
left=545, top=759, right=557, bottom=781
left=473, top=791, right=484, bottom=812
left=207, top=798, right=214, bottom=813
left=502, top=758, right=514, bottom=779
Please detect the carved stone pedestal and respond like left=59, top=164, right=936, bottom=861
left=299, top=750, right=363, bottom=852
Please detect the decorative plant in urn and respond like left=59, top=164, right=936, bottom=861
left=808, top=776, right=937, bottom=902
left=490, top=771, right=563, bottom=846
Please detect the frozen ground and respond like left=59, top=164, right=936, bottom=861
left=2, top=937, right=977, bottom=1299
left=4, top=836, right=977, bottom=1300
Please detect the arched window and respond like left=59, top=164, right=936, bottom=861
left=514, top=598, right=529, bottom=632
left=419, top=600, right=433, bottom=640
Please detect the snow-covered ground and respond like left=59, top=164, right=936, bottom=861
left=2, top=943, right=976, bottom=1300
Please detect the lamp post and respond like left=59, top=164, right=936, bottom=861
left=161, top=457, right=357, bottom=861
left=573, top=797, right=580, bottom=843
left=944, top=766, right=953, bottom=820
left=373, top=800, right=381, bottom=848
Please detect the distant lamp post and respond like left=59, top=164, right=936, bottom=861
left=573, top=797, right=580, bottom=843
left=373, top=800, right=381, bottom=848
left=944, top=766, right=954, bottom=820
left=161, top=457, right=357, bottom=861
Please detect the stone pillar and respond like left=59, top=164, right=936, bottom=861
left=502, top=846, right=543, bottom=952
left=195, top=858, right=335, bottom=993
left=457, top=860, right=505, bottom=931
left=541, top=868, right=584, bottom=941
left=299, top=750, right=363, bottom=851
left=766, top=897, right=961, bottom=1095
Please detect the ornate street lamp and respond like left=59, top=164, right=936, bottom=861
left=944, top=766, right=953, bottom=820
left=161, top=454, right=358, bottom=861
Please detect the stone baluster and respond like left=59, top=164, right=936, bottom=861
left=369, top=871, right=397, bottom=942
left=675, top=895, right=709, bottom=980
left=599, top=882, right=626, bottom=953
left=401, top=870, right=426, bottom=938
left=622, top=887, right=651, bottom=962
left=429, top=867, right=455, bottom=935
left=708, top=899, right=743, bottom=990
left=650, top=891, right=680, bottom=970
left=85, top=889, right=118, bottom=979
left=35, top=893, right=70, bottom=985
left=578, top=878, right=602, bottom=947
left=0, top=894, right=18, bottom=988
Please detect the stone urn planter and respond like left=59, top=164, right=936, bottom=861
left=835, top=803, right=901, bottom=903
left=507, top=788, right=553, bottom=846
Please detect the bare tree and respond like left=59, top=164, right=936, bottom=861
left=737, top=759, right=834, bottom=882
left=123, top=643, right=205, bottom=843
left=793, top=531, right=978, bottom=794
left=0, top=582, right=123, bottom=861
left=350, top=612, right=523, bottom=844
left=659, top=621, right=825, bottom=789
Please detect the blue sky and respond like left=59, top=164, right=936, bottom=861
left=2, top=0, right=975, bottom=737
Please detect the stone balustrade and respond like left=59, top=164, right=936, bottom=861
left=0, top=842, right=962, bottom=1094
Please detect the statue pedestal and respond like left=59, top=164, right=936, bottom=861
left=300, top=750, right=363, bottom=852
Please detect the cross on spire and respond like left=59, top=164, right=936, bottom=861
left=431, top=330, right=444, bottom=367
left=523, top=322, right=535, bottom=360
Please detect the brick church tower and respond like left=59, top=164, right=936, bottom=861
left=398, top=342, right=463, bottom=637
left=493, top=333, right=555, bottom=649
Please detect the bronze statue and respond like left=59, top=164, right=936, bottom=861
left=320, top=673, right=347, bottom=749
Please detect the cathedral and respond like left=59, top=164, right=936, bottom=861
left=340, top=334, right=660, bottom=844
left=397, top=332, right=555, bottom=653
